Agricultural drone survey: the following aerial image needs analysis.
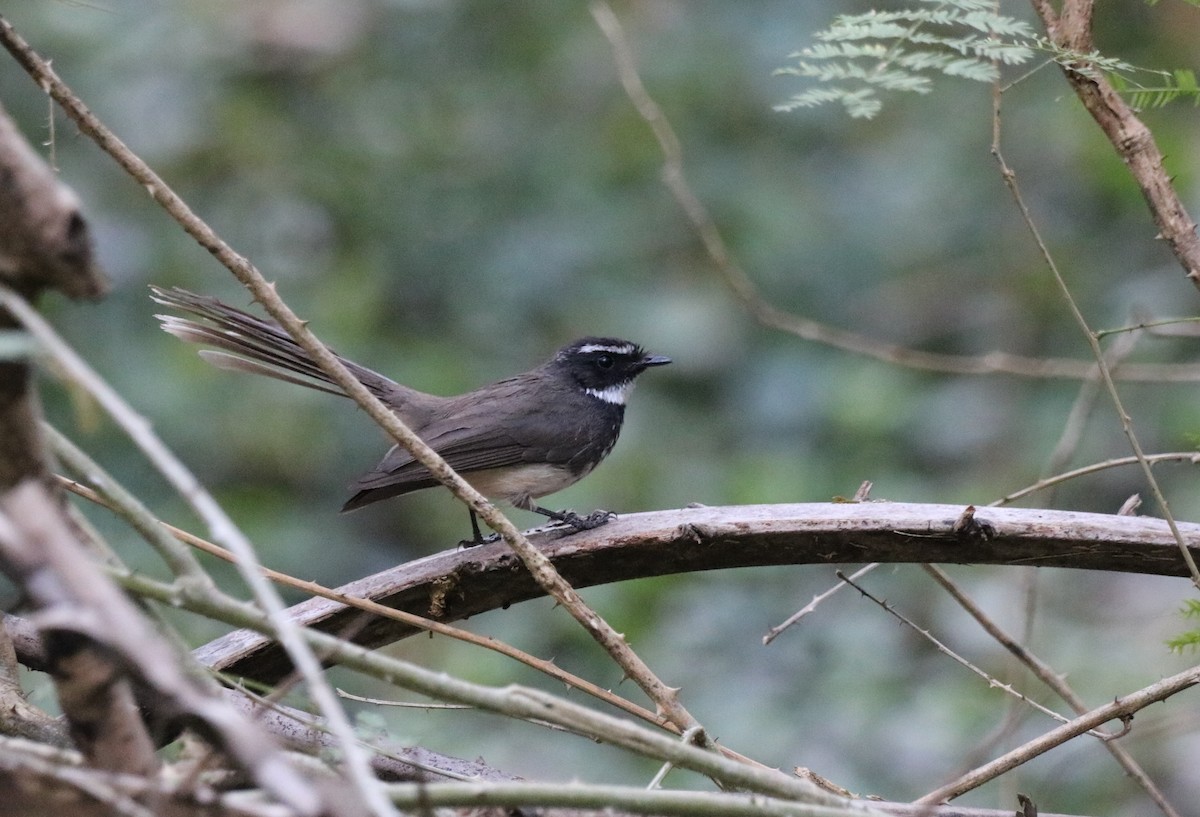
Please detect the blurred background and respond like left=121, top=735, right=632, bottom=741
left=2, top=1, right=1200, bottom=813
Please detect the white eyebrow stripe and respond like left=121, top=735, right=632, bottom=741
left=577, top=343, right=637, bottom=356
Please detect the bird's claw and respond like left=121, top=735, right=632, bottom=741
left=560, top=509, right=617, bottom=531
left=458, top=532, right=501, bottom=548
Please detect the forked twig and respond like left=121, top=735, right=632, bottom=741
left=989, top=60, right=1200, bottom=588
left=589, top=0, right=1200, bottom=384
left=917, top=663, right=1200, bottom=804
left=835, top=571, right=1102, bottom=733
left=0, top=13, right=712, bottom=753
left=923, top=563, right=1181, bottom=817
left=51, top=467, right=696, bottom=740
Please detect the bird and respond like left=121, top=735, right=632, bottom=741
left=149, top=286, right=671, bottom=543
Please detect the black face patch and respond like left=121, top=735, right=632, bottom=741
left=553, top=336, right=664, bottom=393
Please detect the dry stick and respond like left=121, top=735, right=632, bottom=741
left=959, top=335, right=1127, bottom=761
left=381, top=780, right=875, bottom=817
left=44, top=425, right=214, bottom=586
left=762, top=563, right=876, bottom=645
left=916, top=662, right=1200, bottom=805
left=50, top=426, right=772, bottom=772
left=993, top=453, right=1200, bottom=507
left=0, top=27, right=391, bottom=817
left=49, top=472, right=702, bottom=743
left=0, top=14, right=711, bottom=751
left=834, top=572, right=1094, bottom=733
left=106, top=569, right=850, bottom=807
left=227, top=689, right=520, bottom=784
left=1041, top=329, right=1140, bottom=500
left=975, top=329, right=1178, bottom=812
left=587, top=3, right=1200, bottom=386
left=1033, top=0, right=1200, bottom=288
left=764, top=450, right=1200, bottom=642
left=0, top=286, right=385, bottom=817
left=1004, top=325, right=1179, bottom=815
left=922, top=564, right=1182, bottom=817
left=989, top=88, right=1200, bottom=590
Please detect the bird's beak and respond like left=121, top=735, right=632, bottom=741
left=641, top=353, right=672, bottom=367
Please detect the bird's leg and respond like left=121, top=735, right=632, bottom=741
left=531, top=504, right=616, bottom=532
left=459, top=509, right=499, bottom=547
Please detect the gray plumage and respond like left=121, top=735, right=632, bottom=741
left=150, top=287, right=668, bottom=535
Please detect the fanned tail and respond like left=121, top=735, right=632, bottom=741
left=150, top=286, right=419, bottom=407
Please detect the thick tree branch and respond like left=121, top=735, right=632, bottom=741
left=190, top=502, right=1200, bottom=684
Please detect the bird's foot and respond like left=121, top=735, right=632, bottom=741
left=558, top=509, right=617, bottom=531
left=458, top=532, right=501, bottom=548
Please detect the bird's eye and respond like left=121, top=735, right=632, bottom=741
left=596, top=354, right=614, bottom=369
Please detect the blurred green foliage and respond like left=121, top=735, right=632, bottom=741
left=3, top=1, right=1200, bottom=812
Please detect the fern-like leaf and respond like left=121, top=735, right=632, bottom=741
left=776, top=0, right=1035, bottom=119
left=1167, top=599, right=1200, bottom=654
left=1168, top=630, right=1200, bottom=653
left=777, top=0, right=1197, bottom=119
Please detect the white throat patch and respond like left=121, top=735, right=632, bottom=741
left=586, top=381, right=634, bottom=405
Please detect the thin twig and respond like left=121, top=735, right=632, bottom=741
left=992, top=452, right=1200, bottom=506
left=0, top=280, right=388, bottom=816
left=46, top=426, right=212, bottom=584
left=0, top=14, right=707, bottom=751
left=989, top=83, right=1200, bottom=589
left=763, top=563, right=878, bottom=645
left=916, top=663, right=1200, bottom=804
left=769, top=448, right=1199, bottom=640
left=52, top=468, right=703, bottom=740
left=835, top=572, right=1096, bottom=733
left=588, top=0, right=1200, bottom=384
left=1041, top=328, right=1140, bottom=502
left=923, top=563, right=1183, bottom=817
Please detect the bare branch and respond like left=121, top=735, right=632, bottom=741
left=224, top=691, right=521, bottom=784
left=1031, top=0, right=1200, bottom=288
left=836, top=570, right=1097, bottom=732
left=916, top=662, right=1200, bottom=804
left=189, top=502, right=1200, bottom=684
left=590, top=0, right=1200, bottom=384
left=989, top=79, right=1200, bottom=588
left=0, top=481, right=330, bottom=814
left=0, top=735, right=304, bottom=817
left=0, top=12, right=711, bottom=753
left=924, top=564, right=1183, bottom=817
left=0, top=733, right=1086, bottom=817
